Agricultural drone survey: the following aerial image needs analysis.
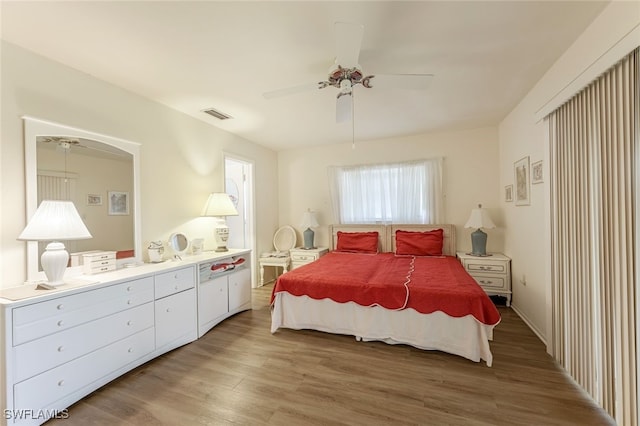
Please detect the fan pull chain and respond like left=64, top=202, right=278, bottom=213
left=351, top=92, right=356, bottom=150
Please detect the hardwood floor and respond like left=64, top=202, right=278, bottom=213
left=48, top=284, right=614, bottom=425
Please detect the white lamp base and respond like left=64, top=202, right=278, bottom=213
left=213, top=219, right=230, bottom=252
left=41, top=241, right=69, bottom=287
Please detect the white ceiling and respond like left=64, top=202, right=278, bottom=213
left=1, top=1, right=608, bottom=151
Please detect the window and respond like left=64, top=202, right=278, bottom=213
left=328, top=158, right=443, bottom=224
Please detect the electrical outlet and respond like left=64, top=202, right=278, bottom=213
left=520, top=275, right=527, bottom=286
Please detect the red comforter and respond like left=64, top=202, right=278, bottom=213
left=271, top=252, right=500, bottom=325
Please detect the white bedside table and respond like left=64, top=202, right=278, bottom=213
left=289, top=247, right=329, bottom=269
left=457, top=252, right=512, bottom=306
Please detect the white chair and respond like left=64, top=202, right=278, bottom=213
left=259, top=225, right=297, bottom=286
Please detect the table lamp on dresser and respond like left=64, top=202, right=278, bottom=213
left=201, top=192, right=239, bottom=252
left=17, top=200, right=92, bottom=288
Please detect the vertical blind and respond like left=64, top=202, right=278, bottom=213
left=548, top=47, right=638, bottom=425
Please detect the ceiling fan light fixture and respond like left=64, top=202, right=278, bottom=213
left=339, top=79, right=352, bottom=94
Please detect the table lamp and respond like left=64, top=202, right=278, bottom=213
left=201, top=193, right=239, bottom=252
left=464, top=204, right=495, bottom=257
left=300, top=209, right=319, bottom=249
left=18, top=200, right=92, bottom=288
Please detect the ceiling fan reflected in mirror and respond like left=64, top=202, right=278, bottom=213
left=263, top=22, right=434, bottom=123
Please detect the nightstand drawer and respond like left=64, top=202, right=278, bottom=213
left=466, top=262, right=506, bottom=274
left=291, top=253, right=319, bottom=262
left=289, top=247, right=328, bottom=270
left=470, top=275, right=506, bottom=289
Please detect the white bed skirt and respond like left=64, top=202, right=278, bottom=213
left=271, top=292, right=496, bottom=366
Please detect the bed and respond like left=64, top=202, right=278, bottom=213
left=270, top=224, right=501, bottom=366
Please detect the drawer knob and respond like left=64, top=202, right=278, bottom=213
left=56, top=304, right=64, bottom=310
left=127, top=300, right=132, bottom=305
left=127, top=286, right=133, bottom=292
left=58, top=380, right=65, bottom=387
left=57, top=320, right=64, bottom=327
left=174, top=285, right=179, bottom=290
left=127, top=320, right=133, bottom=326
left=57, top=346, right=64, bottom=352
left=166, top=308, right=171, bottom=313
left=174, top=274, right=178, bottom=279
left=128, top=348, right=134, bottom=353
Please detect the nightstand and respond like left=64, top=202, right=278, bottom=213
left=457, top=252, right=512, bottom=306
left=289, top=247, right=329, bottom=269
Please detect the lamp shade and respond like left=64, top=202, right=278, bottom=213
left=464, top=204, right=496, bottom=230
left=300, top=210, right=319, bottom=229
left=18, top=200, right=92, bottom=241
left=201, top=193, right=239, bottom=217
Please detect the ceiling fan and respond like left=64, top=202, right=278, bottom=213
left=39, top=136, right=128, bottom=157
left=263, top=22, right=434, bottom=123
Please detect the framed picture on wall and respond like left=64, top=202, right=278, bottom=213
left=514, top=156, right=530, bottom=206
left=505, top=185, right=513, bottom=202
left=87, top=194, right=102, bottom=206
left=108, top=191, right=129, bottom=215
left=532, top=160, right=543, bottom=184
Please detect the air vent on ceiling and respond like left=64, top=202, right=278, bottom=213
left=203, top=108, right=233, bottom=120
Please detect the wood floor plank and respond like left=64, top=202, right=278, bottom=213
left=47, top=284, right=614, bottom=425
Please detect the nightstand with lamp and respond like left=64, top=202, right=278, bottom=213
left=459, top=204, right=512, bottom=306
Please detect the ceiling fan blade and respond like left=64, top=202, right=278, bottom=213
left=335, top=22, right=364, bottom=68
left=365, top=73, right=434, bottom=90
left=336, top=92, right=352, bottom=123
left=263, top=81, right=325, bottom=99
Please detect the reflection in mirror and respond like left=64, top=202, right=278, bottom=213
left=168, top=233, right=189, bottom=260
left=24, top=117, right=142, bottom=282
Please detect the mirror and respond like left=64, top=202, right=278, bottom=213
left=168, top=233, right=189, bottom=259
left=24, top=117, right=142, bottom=281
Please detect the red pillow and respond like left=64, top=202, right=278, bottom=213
left=395, top=229, right=444, bottom=256
left=335, top=231, right=379, bottom=254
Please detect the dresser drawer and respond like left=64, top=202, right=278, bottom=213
left=13, top=302, right=154, bottom=382
left=471, top=274, right=506, bottom=290
left=13, top=327, right=155, bottom=412
left=13, top=277, right=154, bottom=345
left=155, top=266, right=195, bottom=299
left=155, top=288, right=197, bottom=349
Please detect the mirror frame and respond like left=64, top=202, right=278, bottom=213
left=168, top=233, right=189, bottom=255
left=23, top=116, right=142, bottom=281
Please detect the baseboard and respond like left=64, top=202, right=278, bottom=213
left=510, top=303, right=547, bottom=347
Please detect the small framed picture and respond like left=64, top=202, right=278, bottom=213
left=532, top=160, right=543, bottom=184
left=108, top=191, right=129, bottom=215
left=505, top=185, right=513, bottom=202
left=514, top=156, right=530, bottom=206
left=87, top=194, right=102, bottom=206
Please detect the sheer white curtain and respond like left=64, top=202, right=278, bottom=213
left=328, top=158, right=443, bottom=224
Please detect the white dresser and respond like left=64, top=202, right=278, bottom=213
left=0, top=249, right=250, bottom=425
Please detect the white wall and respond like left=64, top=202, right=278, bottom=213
left=0, top=41, right=279, bottom=289
left=499, top=1, right=640, bottom=344
left=277, top=126, right=503, bottom=253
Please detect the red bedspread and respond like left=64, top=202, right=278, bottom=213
left=271, top=252, right=500, bottom=325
